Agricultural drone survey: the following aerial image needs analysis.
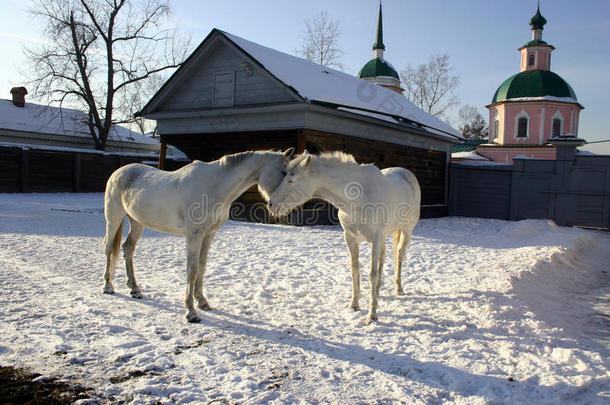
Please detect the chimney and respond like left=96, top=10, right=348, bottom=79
left=10, top=87, right=28, bottom=107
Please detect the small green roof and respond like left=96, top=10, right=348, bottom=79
left=491, top=70, right=577, bottom=104
left=522, top=39, right=549, bottom=47
left=358, top=57, right=399, bottom=80
left=529, top=6, right=547, bottom=30
left=451, top=139, right=487, bottom=153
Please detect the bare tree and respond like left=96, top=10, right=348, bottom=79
left=458, top=104, right=488, bottom=139
left=400, top=54, right=459, bottom=118
left=117, top=72, right=167, bottom=135
left=296, top=10, right=344, bottom=70
left=24, top=0, right=191, bottom=150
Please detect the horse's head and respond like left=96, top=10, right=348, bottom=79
left=268, top=152, right=315, bottom=217
left=257, top=147, right=295, bottom=201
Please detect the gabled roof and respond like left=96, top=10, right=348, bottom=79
left=138, top=29, right=460, bottom=140
left=0, top=99, right=157, bottom=145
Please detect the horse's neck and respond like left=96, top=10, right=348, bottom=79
left=311, top=160, right=365, bottom=212
left=218, top=155, right=265, bottom=203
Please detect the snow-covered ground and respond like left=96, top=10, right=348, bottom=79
left=0, top=193, right=608, bottom=404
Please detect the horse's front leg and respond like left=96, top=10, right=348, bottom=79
left=367, top=233, right=384, bottom=324
left=184, top=232, right=204, bottom=323
left=344, top=233, right=360, bottom=311
left=195, top=233, right=215, bottom=311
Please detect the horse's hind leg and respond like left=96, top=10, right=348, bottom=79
left=367, top=233, right=384, bottom=324
left=123, top=217, right=144, bottom=298
left=375, top=242, right=386, bottom=297
left=184, top=233, right=204, bottom=323
left=394, top=229, right=411, bottom=296
left=194, top=233, right=215, bottom=310
left=344, top=233, right=360, bottom=311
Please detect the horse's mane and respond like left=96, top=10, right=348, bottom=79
left=318, top=151, right=358, bottom=165
left=219, top=151, right=257, bottom=168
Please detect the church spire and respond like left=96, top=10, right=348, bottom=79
left=372, top=2, right=385, bottom=58
left=529, top=2, right=547, bottom=41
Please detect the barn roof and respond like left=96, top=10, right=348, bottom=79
left=0, top=99, right=157, bottom=145
left=139, top=29, right=461, bottom=140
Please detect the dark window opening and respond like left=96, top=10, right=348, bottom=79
left=517, top=117, right=528, bottom=138
left=528, top=54, right=535, bottom=66
left=552, top=118, right=562, bottom=137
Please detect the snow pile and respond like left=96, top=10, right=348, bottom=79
left=0, top=194, right=608, bottom=404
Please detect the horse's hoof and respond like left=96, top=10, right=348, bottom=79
left=186, top=313, right=202, bottom=323
left=198, top=302, right=212, bottom=311
left=349, top=304, right=360, bottom=311
left=130, top=291, right=143, bottom=299
left=103, top=286, right=115, bottom=294
left=366, top=314, right=378, bottom=325
left=395, top=288, right=404, bottom=296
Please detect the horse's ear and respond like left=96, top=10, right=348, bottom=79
left=301, top=155, right=312, bottom=169
left=283, top=147, right=295, bottom=159
left=303, top=150, right=310, bottom=156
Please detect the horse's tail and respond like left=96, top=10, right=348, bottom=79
left=105, top=220, right=123, bottom=270
left=400, top=169, right=422, bottom=208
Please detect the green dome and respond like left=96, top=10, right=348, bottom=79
left=492, top=70, right=577, bottom=104
left=358, top=58, right=399, bottom=80
left=529, top=7, right=547, bottom=30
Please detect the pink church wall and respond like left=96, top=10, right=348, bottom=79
left=489, top=101, right=581, bottom=145
left=477, top=146, right=556, bottom=164
left=521, top=46, right=552, bottom=71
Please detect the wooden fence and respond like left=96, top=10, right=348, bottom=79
left=0, top=145, right=187, bottom=193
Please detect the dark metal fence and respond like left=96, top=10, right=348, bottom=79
left=450, top=153, right=610, bottom=229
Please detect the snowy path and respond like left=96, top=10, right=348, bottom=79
left=0, top=194, right=608, bottom=404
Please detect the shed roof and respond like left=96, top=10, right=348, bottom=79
left=0, top=99, right=157, bottom=145
left=139, top=29, right=460, bottom=140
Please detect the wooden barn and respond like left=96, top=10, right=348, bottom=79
left=137, top=29, right=461, bottom=220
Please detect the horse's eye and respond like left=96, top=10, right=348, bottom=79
left=281, top=171, right=287, bottom=176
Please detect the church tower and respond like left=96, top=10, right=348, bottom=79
left=357, top=3, right=403, bottom=94
left=479, top=4, right=584, bottom=164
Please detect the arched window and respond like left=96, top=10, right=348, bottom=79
left=551, top=111, right=564, bottom=138
left=528, top=54, right=535, bottom=66
left=517, top=117, right=528, bottom=137
left=552, top=119, right=561, bottom=137
left=493, top=119, right=500, bottom=140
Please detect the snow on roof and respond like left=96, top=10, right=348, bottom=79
left=451, top=150, right=490, bottom=160
left=0, top=99, right=158, bottom=145
left=503, top=95, right=579, bottom=104
left=222, top=31, right=461, bottom=140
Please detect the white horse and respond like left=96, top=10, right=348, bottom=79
left=103, top=148, right=294, bottom=323
left=268, top=151, right=421, bottom=323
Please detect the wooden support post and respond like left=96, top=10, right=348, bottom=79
left=159, top=140, right=167, bottom=170
left=296, top=131, right=306, bottom=154
left=73, top=153, right=81, bottom=192
left=20, top=149, right=29, bottom=193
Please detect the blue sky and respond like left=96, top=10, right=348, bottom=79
left=1, top=0, right=609, bottom=153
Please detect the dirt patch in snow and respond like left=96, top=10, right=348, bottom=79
left=0, top=365, right=91, bottom=404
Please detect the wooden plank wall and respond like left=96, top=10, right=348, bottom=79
left=0, top=146, right=188, bottom=193
left=301, top=129, right=447, bottom=205
left=165, top=129, right=447, bottom=206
